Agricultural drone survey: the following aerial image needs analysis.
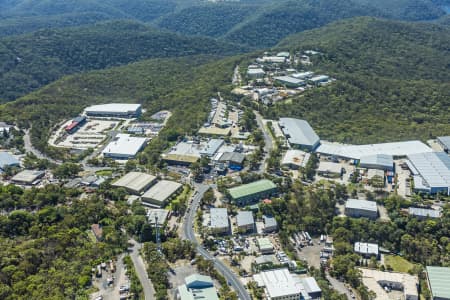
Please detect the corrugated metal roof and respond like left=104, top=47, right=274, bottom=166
left=236, top=211, right=254, bottom=227
left=228, top=179, right=277, bottom=200
left=279, top=118, right=319, bottom=148
left=426, top=266, right=450, bottom=299
left=85, top=103, right=141, bottom=114
left=142, top=180, right=182, bottom=204
left=112, top=172, right=156, bottom=193
left=437, top=136, right=450, bottom=150
left=408, top=152, right=450, bottom=190
left=359, top=154, right=393, bottom=170
left=408, top=207, right=441, bottom=218
left=0, top=152, right=19, bottom=169
left=210, top=208, right=228, bottom=229
left=354, top=242, right=379, bottom=255
left=316, top=140, right=432, bottom=160
left=346, top=199, right=377, bottom=212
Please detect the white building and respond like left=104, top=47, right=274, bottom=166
left=354, top=242, right=379, bottom=259
left=85, top=103, right=142, bottom=118
left=141, top=180, right=182, bottom=207
left=102, top=134, right=147, bottom=159
left=209, top=208, right=229, bottom=234
left=253, top=268, right=321, bottom=300
left=345, top=199, right=378, bottom=219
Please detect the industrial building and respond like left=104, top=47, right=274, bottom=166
left=354, top=242, right=379, bottom=259
left=317, top=161, right=343, bottom=178
left=279, top=118, right=320, bottom=151
left=437, top=136, right=450, bottom=153
left=236, top=211, right=254, bottom=233
left=308, top=75, right=330, bottom=85
left=178, top=274, right=219, bottom=300
left=263, top=215, right=278, bottom=233
left=345, top=199, right=378, bottom=219
left=216, top=152, right=245, bottom=170
left=162, top=139, right=224, bottom=165
left=247, top=68, right=265, bottom=79
left=11, top=170, right=45, bottom=185
left=291, top=71, right=314, bottom=80
left=85, top=103, right=142, bottom=118
left=316, top=140, right=432, bottom=160
left=360, top=268, right=418, bottom=300
left=257, top=56, right=286, bottom=64
left=426, top=266, right=450, bottom=300
left=253, top=269, right=321, bottom=300
left=102, top=134, right=147, bottom=160
left=407, top=152, right=450, bottom=195
left=112, top=172, right=156, bottom=195
left=281, top=150, right=310, bottom=170
left=209, top=208, right=229, bottom=234
left=146, top=209, right=170, bottom=226
left=359, top=154, right=394, bottom=171
left=65, top=116, right=86, bottom=134
left=0, top=152, right=20, bottom=170
left=141, top=180, right=182, bottom=207
left=274, top=76, right=306, bottom=88
left=257, top=237, right=274, bottom=254
left=408, top=207, right=441, bottom=219
left=228, top=179, right=277, bottom=206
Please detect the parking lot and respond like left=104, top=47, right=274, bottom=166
left=51, top=119, right=119, bottom=150
left=91, top=256, right=130, bottom=300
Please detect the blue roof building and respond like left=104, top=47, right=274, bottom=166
left=0, top=152, right=20, bottom=170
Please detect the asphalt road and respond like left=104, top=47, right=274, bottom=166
left=129, top=239, right=155, bottom=300
left=254, top=110, right=274, bottom=174
left=182, top=183, right=252, bottom=300
left=326, top=272, right=353, bottom=299
left=24, top=129, right=61, bottom=164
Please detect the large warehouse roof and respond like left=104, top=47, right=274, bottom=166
left=426, top=266, right=450, bottom=299
left=345, top=199, right=377, bottom=212
left=316, top=140, right=432, bottom=160
left=102, top=134, right=147, bottom=158
left=359, top=154, right=393, bottom=170
left=0, top=152, right=20, bottom=169
left=112, top=172, right=156, bottom=194
left=253, top=269, right=302, bottom=298
left=142, top=180, right=182, bottom=204
left=228, top=179, right=276, bottom=200
left=85, top=103, right=141, bottom=114
left=279, top=118, right=320, bottom=149
left=407, top=152, right=450, bottom=192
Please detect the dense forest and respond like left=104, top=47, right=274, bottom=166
left=156, top=0, right=448, bottom=47
left=259, top=17, right=450, bottom=143
left=0, top=20, right=248, bottom=102
left=0, top=185, right=128, bottom=299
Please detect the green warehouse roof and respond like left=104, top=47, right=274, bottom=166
left=228, top=179, right=276, bottom=199
left=427, top=266, right=450, bottom=299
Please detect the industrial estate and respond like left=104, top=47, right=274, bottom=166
left=1, top=49, right=449, bottom=300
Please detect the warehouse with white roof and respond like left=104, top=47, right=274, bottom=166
left=253, top=268, right=321, bottom=300
left=407, top=152, right=450, bottom=195
left=359, top=154, right=394, bottom=171
left=112, top=172, right=156, bottom=194
left=345, top=199, right=378, bottom=219
left=316, top=140, right=432, bottom=160
left=102, top=134, right=147, bottom=159
left=141, top=180, right=182, bottom=207
left=209, top=208, right=229, bottom=234
left=279, top=118, right=320, bottom=151
left=281, top=149, right=310, bottom=170
left=85, top=103, right=142, bottom=118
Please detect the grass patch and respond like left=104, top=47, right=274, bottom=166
left=95, top=169, right=113, bottom=177
left=384, top=255, right=416, bottom=273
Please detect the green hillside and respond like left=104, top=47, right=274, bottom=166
left=155, top=0, right=447, bottom=48
left=261, top=17, right=450, bottom=143
left=0, top=20, right=248, bottom=102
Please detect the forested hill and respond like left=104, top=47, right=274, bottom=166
left=0, top=20, right=248, bottom=102
left=156, top=0, right=447, bottom=48
left=0, top=0, right=200, bottom=37
left=260, top=17, right=450, bottom=144
left=278, top=17, right=450, bottom=82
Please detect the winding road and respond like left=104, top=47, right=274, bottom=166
left=182, top=183, right=252, bottom=300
